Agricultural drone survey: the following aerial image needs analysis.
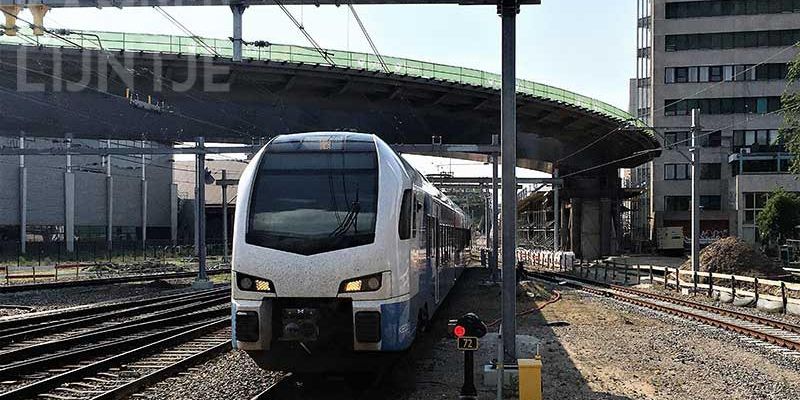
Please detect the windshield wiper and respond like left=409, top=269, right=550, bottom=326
left=329, top=200, right=361, bottom=238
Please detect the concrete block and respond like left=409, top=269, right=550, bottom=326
left=756, top=298, right=784, bottom=314
left=192, top=279, right=214, bottom=290
left=733, top=296, right=756, bottom=307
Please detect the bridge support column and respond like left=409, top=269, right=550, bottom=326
left=231, top=4, right=248, bottom=62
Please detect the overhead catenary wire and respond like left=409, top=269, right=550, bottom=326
left=152, top=6, right=220, bottom=57
left=560, top=104, right=797, bottom=180
left=0, top=8, right=84, bottom=49
left=347, top=4, right=389, bottom=73
left=273, top=0, right=336, bottom=66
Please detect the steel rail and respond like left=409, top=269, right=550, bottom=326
left=248, top=374, right=296, bottom=400
left=0, top=287, right=226, bottom=332
left=529, top=270, right=800, bottom=352
left=0, top=318, right=230, bottom=399
left=89, top=339, right=232, bottom=400
left=0, top=289, right=228, bottom=343
left=0, top=268, right=230, bottom=293
left=0, top=298, right=229, bottom=364
left=0, top=309, right=229, bottom=378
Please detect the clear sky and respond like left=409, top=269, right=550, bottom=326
left=43, top=0, right=636, bottom=110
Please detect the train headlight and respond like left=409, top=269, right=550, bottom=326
left=339, top=273, right=383, bottom=293
left=237, top=273, right=275, bottom=293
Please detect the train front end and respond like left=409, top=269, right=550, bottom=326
left=231, top=133, right=412, bottom=372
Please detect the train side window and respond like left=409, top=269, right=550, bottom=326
left=412, top=196, right=419, bottom=238
left=399, top=189, right=413, bottom=240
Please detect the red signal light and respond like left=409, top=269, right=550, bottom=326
left=454, top=325, right=466, bottom=338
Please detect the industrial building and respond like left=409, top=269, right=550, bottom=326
left=629, top=0, right=800, bottom=247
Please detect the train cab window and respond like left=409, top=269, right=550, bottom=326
left=399, top=189, right=413, bottom=240
left=246, top=135, right=379, bottom=255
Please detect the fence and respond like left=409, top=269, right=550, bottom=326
left=0, top=240, right=230, bottom=273
left=518, top=248, right=800, bottom=314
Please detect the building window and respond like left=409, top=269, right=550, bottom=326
left=700, top=163, right=722, bottom=180
left=665, top=196, right=691, bottom=212
left=700, top=195, right=722, bottom=210
left=700, top=131, right=722, bottom=147
left=666, top=29, right=800, bottom=51
left=743, top=192, right=770, bottom=224
left=664, top=163, right=690, bottom=180
left=733, top=129, right=781, bottom=150
left=667, top=0, right=800, bottom=18
left=664, top=131, right=689, bottom=147
left=665, top=63, right=786, bottom=84
left=664, top=97, right=781, bottom=116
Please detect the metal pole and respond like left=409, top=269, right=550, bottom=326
left=491, top=142, right=500, bottom=281
left=691, top=109, right=701, bottom=293
left=194, top=137, right=211, bottom=288
left=499, top=0, right=518, bottom=364
left=553, top=168, right=559, bottom=252
left=230, top=4, right=247, bottom=62
left=64, top=136, right=75, bottom=253
left=106, top=139, right=113, bottom=255
left=141, top=140, right=147, bottom=253
left=221, top=170, right=229, bottom=263
left=19, top=135, right=26, bottom=255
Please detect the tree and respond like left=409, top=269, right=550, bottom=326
left=782, top=53, right=800, bottom=173
left=756, top=188, right=800, bottom=245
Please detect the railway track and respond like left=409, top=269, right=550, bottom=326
left=0, top=269, right=230, bottom=294
left=529, top=269, right=800, bottom=356
left=0, top=287, right=233, bottom=399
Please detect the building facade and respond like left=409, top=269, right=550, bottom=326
left=0, top=136, right=177, bottom=253
left=631, top=0, right=800, bottom=245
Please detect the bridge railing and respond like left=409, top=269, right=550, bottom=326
left=0, top=28, right=638, bottom=125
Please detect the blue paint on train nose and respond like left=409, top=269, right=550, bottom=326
left=380, top=299, right=414, bottom=351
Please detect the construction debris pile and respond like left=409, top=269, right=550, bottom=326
left=681, top=237, right=784, bottom=277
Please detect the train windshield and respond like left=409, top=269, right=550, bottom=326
left=246, top=138, right=378, bottom=255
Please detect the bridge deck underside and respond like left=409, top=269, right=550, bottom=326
left=0, top=46, right=657, bottom=172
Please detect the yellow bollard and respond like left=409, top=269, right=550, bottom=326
left=518, top=356, right=542, bottom=400
left=28, top=5, right=49, bottom=36
left=0, top=6, right=21, bottom=36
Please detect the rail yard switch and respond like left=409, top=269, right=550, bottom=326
left=518, top=356, right=542, bottom=400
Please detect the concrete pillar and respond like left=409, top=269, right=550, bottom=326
left=600, top=198, right=612, bottom=256
left=18, top=136, right=26, bottom=254
left=221, top=170, right=229, bottom=263
left=65, top=137, right=74, bottom=253
left=170, top=183, right=178, bottom=246
left=106, top=139, right=113, bottom=253
left=581, top=199, right=600, bottom=260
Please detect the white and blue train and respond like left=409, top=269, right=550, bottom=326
left=231, top=132, right=471, bottom=372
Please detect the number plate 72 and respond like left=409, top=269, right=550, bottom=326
left=457, top=336, right=479, bottom=351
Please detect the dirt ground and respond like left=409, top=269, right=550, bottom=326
left=387, top=268, right=800, bottom=400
